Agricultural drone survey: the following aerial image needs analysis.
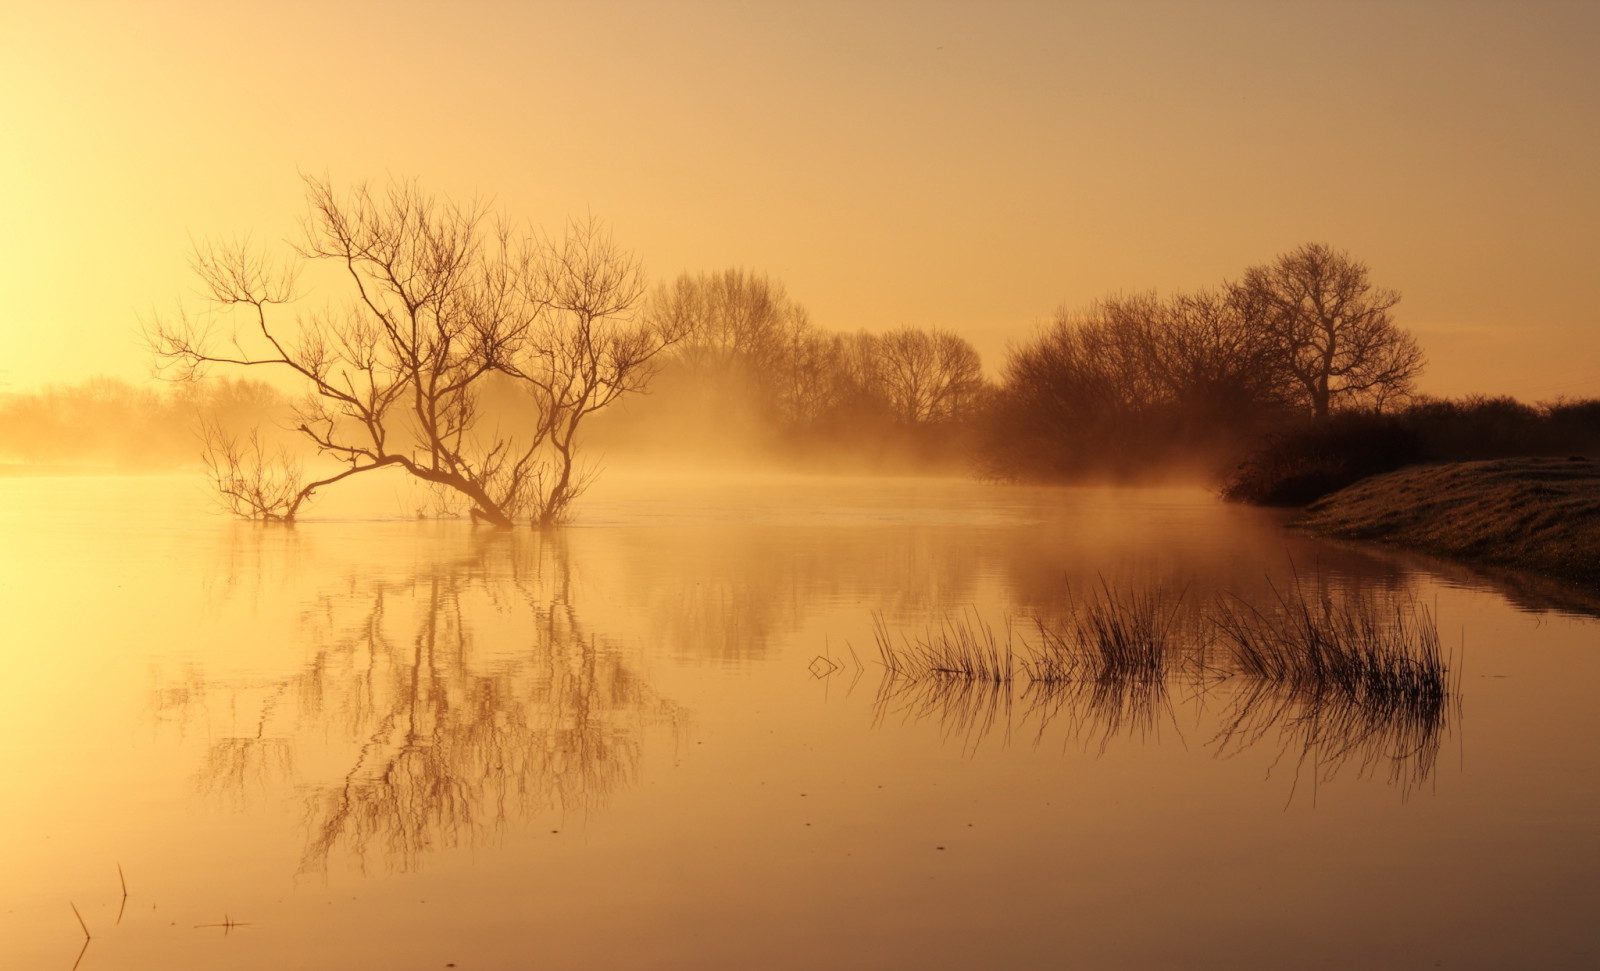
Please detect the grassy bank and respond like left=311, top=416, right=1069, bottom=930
left=1295, top=457, right=1600, bottom=587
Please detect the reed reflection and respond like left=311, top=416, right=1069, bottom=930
left=861, top=576, right=1455, bottom=798
left=161, top=533, right=680, bottom=873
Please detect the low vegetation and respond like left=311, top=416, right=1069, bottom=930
left=1222, top=396, right=1600, bottom=506
left=1211, top=579, right=1447, bottom=708
left=1296, top=457, right=1600, bottom=587
left=868, top=578, right=1451, bottom=785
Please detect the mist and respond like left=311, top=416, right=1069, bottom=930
left=0, top=375, right=295, bottom=474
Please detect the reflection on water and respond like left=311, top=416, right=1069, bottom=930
left=159, top=535, right=680, bottom=873
left=862, top=577, right=1456, bottom=800
left=4, top=474, right=1598, bottom=970
left=1209, top=674, right=1451, bottom=800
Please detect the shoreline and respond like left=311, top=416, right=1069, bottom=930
left=1293, top=456, right=1600, bottom=590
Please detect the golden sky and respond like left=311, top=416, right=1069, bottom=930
left=2, top=0, right=1596, bottom=399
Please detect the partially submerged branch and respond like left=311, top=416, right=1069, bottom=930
left=199, top=422, right=303, bottom=522
left=150, top=176, right=673, bottom=526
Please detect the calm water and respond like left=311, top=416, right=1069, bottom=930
left=1, top=472, right=1596, bottom=969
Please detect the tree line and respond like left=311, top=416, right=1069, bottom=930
left=594, top=268, right=988, bottom=468
left=979, top=243, right=1425, bottom=481
left=616, top=243, right=1428, bottom=484
left=28, top=174, right=1565, bottom=523
left=0, top=375, right=293, bottom=470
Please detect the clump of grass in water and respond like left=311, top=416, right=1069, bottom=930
left=872, top=586, right=1188, bottom=750
left=871, top=610, right=1017, bottom=751
left=1030, top=581, right=1187, bottom=685
left=872, top=609, right=1016, bottom=683
left=1026, top=582, right=1188, bottom=746
left=864, top=578, right=1453, bottom=790
left=1209, top=578, right=1454, bottom=794
left=1211, top=578, right=1447, bottom=706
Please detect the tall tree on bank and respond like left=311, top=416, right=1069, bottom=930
left=148, top=176, right=678, bottom=526
left=1233, top=243, right=1423, bottom=420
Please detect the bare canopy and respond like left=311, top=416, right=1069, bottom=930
left=148, top=175, right=679, bottom=526
left=1232, top=243, right=1423, bottom=420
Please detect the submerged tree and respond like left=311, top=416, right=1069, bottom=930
left=149, top=176, right=679, bottom=526
left=1232, top=243, right=1423, bottom=420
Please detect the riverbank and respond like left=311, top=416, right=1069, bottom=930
left=1295, top=456, right=1600, bottom=588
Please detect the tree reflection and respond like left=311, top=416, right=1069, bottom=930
left=162, top=534, right=680, bottom=873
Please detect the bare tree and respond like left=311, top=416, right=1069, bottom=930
left=148, top=176, right=677, bottom=526
left=1232, top=243, right=1423, bottom=420
left=198, top=421, right=304, bottom=521
left=1119, top=289, right=1297, bottom=427
left=868, top=327, right=985, bottom=425
left=646, top=267, right=803, bottom=373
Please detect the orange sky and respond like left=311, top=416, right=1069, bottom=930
left=2, top=0, right=1596, bottom=399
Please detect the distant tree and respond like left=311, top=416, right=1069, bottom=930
left=981, top=305, right=1150, bottom=479
left=1124, top=289, right=1297, bottom=428
left=648, top=268, right=804, bottom=374
left=644, top=268, right=815, bottom=427
left=867, top=327, right=985, bottom=425
left=1232, top=243, right=1423, bottom=420
left=148, top=175, right=677, bottom=526
left=980, top=289, right=1301, bottom=481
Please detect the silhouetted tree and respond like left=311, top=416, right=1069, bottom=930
left=148, top=176, right=679, bottom=526
left=648, top=267, right=804, bottom=373
left=1232, top=243, right=1423, bottom=420
left=981, top=289, right=1300, bottom=480
left=1133, top=289, right=1296, bottom=428
left=867, top=327, right=985, bottom=425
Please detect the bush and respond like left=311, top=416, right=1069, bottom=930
left=1222, top=412, right=1422, bottom=505
left=1223, top=396, right=1600, bottom=506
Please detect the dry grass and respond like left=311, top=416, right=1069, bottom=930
left=872, top=610, right=1016, bottom=683
left=1297, top=457, right=1600, bottom=587
left=1209, top=577, right=1454, bottom=793
left=866, top=577, right=1452, bottom=786
left=1212, top=580, right=1447, bottom=706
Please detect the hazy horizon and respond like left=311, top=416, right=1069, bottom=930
left=3, top=0, right=1597, bottom=400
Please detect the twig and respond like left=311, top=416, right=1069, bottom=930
left=70, top=901, right=91, bottom=940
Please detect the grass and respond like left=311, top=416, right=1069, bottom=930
left=1296, top=457, right=1600, bottom=588
left=1209, top=576, right=1455, bottom=794
left=872, top=583, right=1186, bottom=687
left=864, top=576, right=1453, bottom=784
left=1031, top=581, right=1184, bottom=685
left=1212, top=578, right=1447, bottom=705
left=871, top=585, right=1191, bottom=750
left=872, top=609, right=1015, bottom=683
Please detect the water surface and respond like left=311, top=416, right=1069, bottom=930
left=2, top=472, right=1596, bottom=969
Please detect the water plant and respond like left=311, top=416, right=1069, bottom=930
left=859, top=575, right=1454, bottom=791
left=871, top=609, right=1016, bottom=684
left=1030, top=581, right=1187, bottom=685
left=1209, top=577, right=1454, bottom=793
left=1211, top=577, right=1448, bottom=707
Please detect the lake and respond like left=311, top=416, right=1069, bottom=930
left=2, top=471, right=1596, bottom=969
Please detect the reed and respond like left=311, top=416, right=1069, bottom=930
left=70, top=901, right=91, bottom=940
left=860, top=576, right=1452, bottom=789
left=1031, top=581, right=1185, bottom=685
left=872, top=609, right=1016, bottom=683
left=1211, top=579, right=1448, bottom=709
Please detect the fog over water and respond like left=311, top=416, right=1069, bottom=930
left=2, top=473, right=1596, bottom=969
left=5, top=4, right=1598, bottom=966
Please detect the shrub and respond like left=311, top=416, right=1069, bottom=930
left=1221, top=411, right=1422, bottom=505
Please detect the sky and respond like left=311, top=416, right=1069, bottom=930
left=2, top=0, right=1596, bottom=400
